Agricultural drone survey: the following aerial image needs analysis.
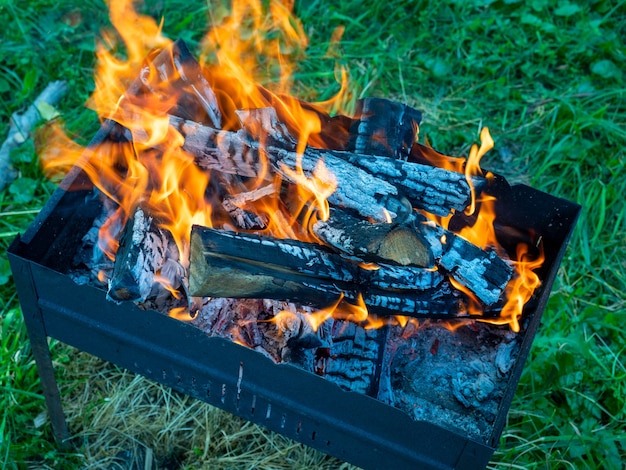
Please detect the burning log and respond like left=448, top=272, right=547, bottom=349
left=337, top=150, right=483, bottom=218
left=107, top=207, right=186, bottom=310
left=188, top=225, right=356, bottom=306
left=312, top=207, right=433, bottom=267
left=171, top=116, right=407, bottom=221
left=104, top=59, right=510, bottom=320
left=107, top=207, right=168, bottom=302
left=171, top=114, right=485, bottom=220
left=312, top=208, right=513, bottom=305
left=415, top=215, right=513, bottom=306
left=187, top=225, right=446, bottom=293
left=348, top=97, right=422, bottom=160
left=368, top=264, right=444, bottom=292
left=187, top=226, right=488, bottom=318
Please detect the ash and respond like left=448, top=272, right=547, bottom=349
left=70, top=201, right=521, bottom=445
left=381, top=321, right=520, bottom=442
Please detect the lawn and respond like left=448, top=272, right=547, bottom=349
left=1, top=0, right=625, bottom=468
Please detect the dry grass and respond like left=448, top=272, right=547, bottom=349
left=60, top=350, right=356, bottom=469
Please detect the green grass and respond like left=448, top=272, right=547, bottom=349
left=1, top=0, right=625, bottom=468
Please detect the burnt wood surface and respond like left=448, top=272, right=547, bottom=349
left=107, top=207, right=186, bottom=309
left=348, top=97, right=422, bottom=160
left=313, top=207, right=433, bottom=267
left=107, top=207, right=168, bottom=302
left=415, top=215, right=514, bottom=306
left=170, top=114, right=484, bottom=220
left=188, top=226, right=481, bottom=318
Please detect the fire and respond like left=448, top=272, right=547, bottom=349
left=39, top=0, right=544, bottom=333
left=464, top=127, right=494, bottom=216
left=484, top=243, right=545, bottom=333
left=414, top=128, right=545, bottom=330
left=458, top=196, right=498, bottom=251
left=42, top=0, right=347, bottom=260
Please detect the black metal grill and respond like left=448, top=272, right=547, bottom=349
left=8, top=121, right=580, bottom=469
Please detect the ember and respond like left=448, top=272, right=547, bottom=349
left=8, top=0, right=581, bottom=469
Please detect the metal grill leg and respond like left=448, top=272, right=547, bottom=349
left=27, top=322, right=71, bottom=449
left=8, top=256, right=71, bottom=449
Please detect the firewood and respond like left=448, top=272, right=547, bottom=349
left=171, top=114, right=484, bottom=220
left=107, top=207, right=168, bottom=302
left=188, top=226, right=479, bottom=318
left=187, top=220, right=509, bottom=314
left=188, top=225, right=444, bottom=292
left=367, top=264, right=444, bottom=291
left=338, top=98, right=509, bottom=304
left=362, top=287, right=468, bottom=318
left=313, top=206, right=511, bottom=305
left=348, top=97, right=422, bottom=160
left=312, top=207, right=433, bottom=267
left=415, top=215, right=513, bottom=306
left=235, top=108, right=295, bottom=149
left=337, top=151, right=485, bottom=217
left=188, top=225, right=357, bottom=304
left=237, top=106, right=483, bottom=217
left=171, top=115, right=407, bottom=221
left=107, top=207, right=186, bottom=308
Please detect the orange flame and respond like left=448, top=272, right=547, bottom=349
left=39, top=0, right=544, bottom=334
left=458, top=195, right=498, bottom=250
left=464, top=127, right=493, bottom=216
left=480, top=243, right=544, bottom=332
left=42, top=0, right=349, bottom=259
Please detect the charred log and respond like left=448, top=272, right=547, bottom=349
left=348, top=98, right=422, bottom=160
left=313, top=207, right=433, bottom=267
left=313, top=208, right=511, bottom=305
left=108, top=208, right=163, bottom=301
left=188, top=226, right=480, bottom=318
left=367, top=264, right=444, bottom=291
left=188, top=225, right=357, bottom=305
left=415, top=215, right=514, bottom=306
left=337, top=151, right=484, bottom=218
left=172, top=114, right=484, bottom=220
left=362, top=287, right=470, bottom=318
left=107, top=207, right=186, bottom=308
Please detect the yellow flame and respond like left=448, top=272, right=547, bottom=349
left=464, top=127, right=494, bottom=216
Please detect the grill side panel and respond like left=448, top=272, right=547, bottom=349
left=21, top=258, right=493, bottom=470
